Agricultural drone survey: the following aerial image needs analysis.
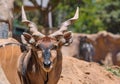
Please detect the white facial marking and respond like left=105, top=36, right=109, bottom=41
left=32, top=64, right=36, bottom=73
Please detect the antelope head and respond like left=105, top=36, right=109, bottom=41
left=21, top=6, right=79, bottom=72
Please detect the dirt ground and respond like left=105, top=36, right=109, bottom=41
left=0, top=56, right=120, bottom=84
left=58, top=56, right=120, bottom=84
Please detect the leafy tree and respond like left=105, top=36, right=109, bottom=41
left=55, top=0, right=120, bottom=34
left=14, top=0, right=120, bottom=34
left=100, top=0, right=120, bottom=34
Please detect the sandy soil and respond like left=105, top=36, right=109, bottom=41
left=58, top=56, right=120, bottom=84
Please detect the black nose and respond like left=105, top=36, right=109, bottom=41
left=43, top=60, right=51, bottom=68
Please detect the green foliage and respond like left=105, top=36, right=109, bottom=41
left=54, top=0, right=120, bottom=34
left=14, top=0, right=23, bottom=7
left=14, top=0, right=120, bottom=34
left=106, top=66, right=120, bottom=77
left=54, top=0, right=106, bottom=33
left=73, top=0, right=105, bottom=33
left=100, top=0, right=120, bottom=33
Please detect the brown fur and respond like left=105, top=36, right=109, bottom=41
left=0, top=38, right=22, bottom=84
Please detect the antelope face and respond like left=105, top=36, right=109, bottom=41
left=36, top=37, right=58, bottom=72
left=22, top=33, right=62, bottom=72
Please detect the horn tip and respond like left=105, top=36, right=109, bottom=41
left=21, top=5, right=24, bottom=10
left=73, top=7, right=79, bottom=19
left=76, top=7, right=79, bottom=17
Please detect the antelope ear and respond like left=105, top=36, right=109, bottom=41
left=22, top=32, right=35, bottom=44
left=63, top=31, right=73, bottom=46
left=64, top=31, right=72, bottom=39
left=58, top=31, right=72, bottom=46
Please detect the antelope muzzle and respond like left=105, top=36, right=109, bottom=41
left=42, top=49, right=52, bottom=68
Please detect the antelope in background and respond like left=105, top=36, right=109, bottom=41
left=17, top=6, right=79, bottom=84
left=79, top=36, right=95, bottom=62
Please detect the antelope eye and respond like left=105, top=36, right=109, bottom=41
left=52, top=45, right=57, bottom=50
left=35, top=45, right=40, bottom=49
left=36, top=45, right=43, bottom=51
left=36, top=44, right=42, bottom=49
left=36, top=45, right=39, bottom=49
